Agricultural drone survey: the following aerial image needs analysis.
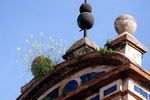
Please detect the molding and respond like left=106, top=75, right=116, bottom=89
left=17, top=51, right=150, bottom=100
left=103, top=90, right=143, bottom=100
left=111, top=33, right=147, bottom=54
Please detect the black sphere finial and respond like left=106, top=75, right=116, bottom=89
left=80, top=3, right=92, bottom=13
left=77, top=0, right=94, bottom=37
left=77, top=12, right=94, bottom=30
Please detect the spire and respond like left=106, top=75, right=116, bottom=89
left=63, top=1, right=98, bottom=60
left=77, top=0, right=94, bottom=37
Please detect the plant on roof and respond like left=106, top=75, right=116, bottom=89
left=99, top=47, right=116, bottom=57
left=99, top=39, right=116, bottom=57
left=120, top=41, right=127, bottom=49
left=31, top=55, right=54, bottom=78
left=74, top=51, right=86, bottom=60
left=105, top=39, right=113, bottom=49
left=16, top=32, right=67, bottom=78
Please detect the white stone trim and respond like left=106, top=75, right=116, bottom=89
left=123, top=78, right=150, bottom=100
left=100, top=79, right=123, bottom=99
left=85, top=93, right=99, bottom=100
left=38, top=65, right=114, bottom=100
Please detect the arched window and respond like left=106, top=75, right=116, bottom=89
left=91, top=71, right=105, bottom=78
left=80, top=73, right=92, bottom=85
left=80, top=71, right=106, bottom=85
left=63, top=80, right=78, bottom=94
left=43, top=87, right=59, bottom=100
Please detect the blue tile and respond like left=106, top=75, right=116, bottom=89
left=80, top=71, right=106, bottom=85
left=44, top=87, right=59, bottom=100
left=98, top=71, right=105, bottom=76
left=134, top=85, right=139, bottom=93
left=63, top=80, right=78, bottom=93
left=139, top=88, right=148, bottom=99
left=90, top=95, right=100, bottom=100
left=80, top=73, right=92, bottom=84
left=91, top=71, right=105, bottom=78
left=104, top=85, right=117, bottom=96
left=134, top=85, right=149, bottom=100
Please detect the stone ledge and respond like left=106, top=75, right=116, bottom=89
left=17, top=51, right=130, bottom=100
left=111, top=32, right=147, bottom=54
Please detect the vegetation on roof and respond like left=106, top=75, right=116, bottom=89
left=16, top=32, right=66, bottom=78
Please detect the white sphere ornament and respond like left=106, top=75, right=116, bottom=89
left=114, top=14, right=137, bottom=35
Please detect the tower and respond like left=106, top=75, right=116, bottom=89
left=17, top=1, right=150, bottom=100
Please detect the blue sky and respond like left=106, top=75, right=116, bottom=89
left=0, top=0, right=150, bottom=100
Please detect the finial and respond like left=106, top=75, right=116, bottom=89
left=114, top=14, right=137, bottom=35
left=77, top=1, right=94, bottom=37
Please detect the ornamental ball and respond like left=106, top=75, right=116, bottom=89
left=77, top=12, right=94, bottom=30
left=114, top=14, right=137, bottom=35
left=80, top=3, right=92, bottom=13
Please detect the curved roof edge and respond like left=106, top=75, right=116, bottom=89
left=17, top=51, right=131, bottom=100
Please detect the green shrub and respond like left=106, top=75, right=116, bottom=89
left=120, top=41, right=127, bottom=49
left=105, top=39, right=113, bottom=49
left=74, top=51, right=86, bottom=59
left=16, top=33, right=66, bottom=78
left=32, top=55, right=54, bottom=78
left=99, top=47, right=116, bottom=57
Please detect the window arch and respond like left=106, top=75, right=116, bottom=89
left=43, top=87, right=59, bottom=100
left=80, top=71, right=106, bottom=85
left=63, top=80, right=78, bottom=94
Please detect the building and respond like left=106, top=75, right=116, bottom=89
left=17, top=1, right=150, bottom=100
